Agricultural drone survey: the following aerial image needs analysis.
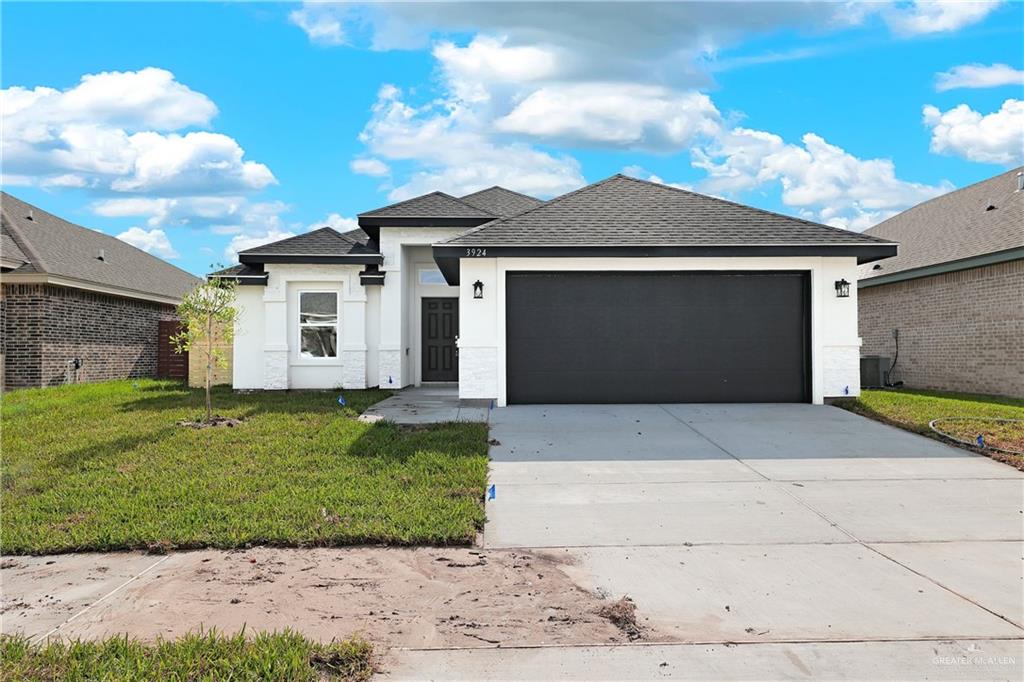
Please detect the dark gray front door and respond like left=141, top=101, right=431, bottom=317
left=422, top=298, right=459, bottom=382
left=506, top=271, right=810, bottom=404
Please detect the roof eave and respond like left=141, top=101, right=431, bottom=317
left=238, top=253, right=384, bottom=265
left=859, top=245, right=1024, bottom=288
left=357, top=216, right=494, bottom=229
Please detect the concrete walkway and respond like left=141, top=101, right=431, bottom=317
left=389, top=403, right=1024, bottom=679
left=359, top=385, right=491, bottom=424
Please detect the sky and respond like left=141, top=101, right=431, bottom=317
left=2, top=1, right=1022, bottom=276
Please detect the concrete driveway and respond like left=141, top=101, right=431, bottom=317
left=390, top=403, right=1024, bottom=680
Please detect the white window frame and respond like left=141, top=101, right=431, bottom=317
left=297, top=289, right=339, bottom=360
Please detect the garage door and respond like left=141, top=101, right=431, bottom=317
left=506, top=271, right=809, bottom=404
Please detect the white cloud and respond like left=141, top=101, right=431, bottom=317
left=358, top=84, right=584, bottom=200
left=288, top=6, right=346, bottom=45
left=349, top=157, right=390, bottom=177
left=2, top=68, right=274, bottom=195
left=694, top=129, right=953, bottom=231
left=116, top=226, right=179, bottom=259
left=495, top=84, right=721, bottom=149
left=309, top=213, right=359, bottom=233
left=92, top=196, right=248, bottom=228
left=923, top=99, right=1024, bottom=164
left=935, top=63, right=1024, bottom=91
left=434, top=35, right=563, bottom=103
left=225, top=228, right=297, bottom=264
left=883, top=1, right=1003, bottom=36
left=621, top=165, right=692, bottom=191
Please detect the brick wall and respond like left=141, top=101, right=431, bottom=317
left=187, top=320, right=233, bottom=388
left=1, top=283, right=177, bottom=389
left=859, top=259, right=1024, bottom=397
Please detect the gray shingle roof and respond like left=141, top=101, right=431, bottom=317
left=1, top=192, right=200, bottom=300
left=238, top=227, right=380, bottom=257
left=460, top=187, right=543, bottom=217
left=442, top=175, right=894, bottom=247
left=861, top=167, right=1023, bottom=280
left=359, top=191, right=495, bottom=219
left=208, top=263, right=264, bottom=278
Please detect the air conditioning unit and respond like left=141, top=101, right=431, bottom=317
left=860, top=356, right=890, bottom=389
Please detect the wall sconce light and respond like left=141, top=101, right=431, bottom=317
left=834, top=279, right=850, bottom=298
left=473, top=280, right=484, bottom=299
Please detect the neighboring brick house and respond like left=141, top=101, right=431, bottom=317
left=859, top=167, right=1024, bottom=397
left=1, top=193, right=200, bottom=389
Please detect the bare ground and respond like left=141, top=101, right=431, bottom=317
left=1, top=547, right=652, bottom=651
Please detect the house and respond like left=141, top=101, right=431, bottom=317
left=858, top=167, right=1024, bottom=397
left=1, top=192, right=201, bottom=389
left=213, top=176, right=895, bottom=405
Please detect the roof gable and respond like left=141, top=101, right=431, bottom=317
left=459, top=186, right=543, bottom=217
left=1, top=192, right=200, bottom=300
left=861, top=166, right=1023, bottom=280
left=236, top=226, right=383, bottom=266
left=359, top=191, right=495, bottom=220
left=442, top=175, right=893, bottom=248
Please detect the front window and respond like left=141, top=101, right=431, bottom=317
left=299, top=291, right=338, bottom=358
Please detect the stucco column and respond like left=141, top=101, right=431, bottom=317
left=377, top=249, right=403, bottom=389
left=341, top=280, right=367, bottom=389
left=262, top=276, right=289, bottom=390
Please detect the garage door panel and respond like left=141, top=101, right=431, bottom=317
left=506, top=271, right=809, bottom=404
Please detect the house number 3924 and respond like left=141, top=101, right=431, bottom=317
left=465, top=248, right=487, bottom=257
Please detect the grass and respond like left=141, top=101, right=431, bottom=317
left=836, top=388, right=1024, bottom=467
left=0, top=630, right=373, bottom=681
left=1, top=380, right=489, bottom=554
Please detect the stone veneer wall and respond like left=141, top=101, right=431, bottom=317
left=1, top=283, right=177, bottom=389
left=859, top=259, right=1024, bottom=397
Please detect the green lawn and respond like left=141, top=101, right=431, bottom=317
left=836, top=388, right=1024, bottom=466
left=0, top=630, right=373, bottom=681
left=1, top=380, right=489, bottom=554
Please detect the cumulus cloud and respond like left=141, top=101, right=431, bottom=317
left=225, top=228, right=297, bottom=264
left=694, top=129, right=953, bottom=231
left=882, top=0, right=1003, bottom=35
left=935, top=63, right=1024, bottom=91
left=288, top=6, right=347, bottom=45
left=923, top=99, right=1024, bottom=164
left=358, top=84, right=584, bottom=200
left=495, top=84, right=721, bottom=149
left=309, top=213, right=359, bottom=232
left=1, top=68, right=274, bottom=195
left=116, top=226, right=179, bottom=259
left=349, top=157, right=390, bottom=177
left=620, top=165, right=692, bottom=191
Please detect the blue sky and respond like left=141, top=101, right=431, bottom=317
left=3, top=1, right=1022, bottom=276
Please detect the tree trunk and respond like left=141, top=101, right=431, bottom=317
left=205, top=313, right=213, bottom=422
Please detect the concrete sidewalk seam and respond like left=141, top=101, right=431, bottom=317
left=30, top=555, right=172, bottom=643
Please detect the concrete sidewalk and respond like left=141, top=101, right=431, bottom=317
left=359, top=385, right=491, bottom=424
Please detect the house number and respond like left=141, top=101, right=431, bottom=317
left=465, top=248, right=487, bottom=257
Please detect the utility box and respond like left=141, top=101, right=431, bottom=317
left=860, top=356, right=890, bottom=389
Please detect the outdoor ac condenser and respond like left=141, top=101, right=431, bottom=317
left=860, top=356, right=890, bottom=389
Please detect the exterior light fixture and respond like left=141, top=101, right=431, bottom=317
left=473, top=280, right=484, bottom=299
left=835, top=279, right=850, bottom=298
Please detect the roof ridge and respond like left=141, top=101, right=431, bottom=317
left=359, top=190, right=496, bottom=218
left=866, top=165, right=1022, bottom=234
left=614, top=174, right=892, bottom=244
left=440, top=175, right=625, bottom=244
left=238, top=226, right=344, bottom=255
left=2, top=194, right=52, bottom=272
left=461, top=186, right=541, bottom=202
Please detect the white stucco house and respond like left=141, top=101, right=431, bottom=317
left=212, top=175, right=896, bottom=405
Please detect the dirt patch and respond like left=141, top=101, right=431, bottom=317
left=4, top=547, right=637, bottom=650
left=596, top=596, right=643, bottom=641
left=176, top=415, right=244, bottom=429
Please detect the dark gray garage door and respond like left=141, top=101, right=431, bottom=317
left=506, top=271, right=809, bottom=404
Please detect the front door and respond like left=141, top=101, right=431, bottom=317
left=422, top=298, right=459, bottom=382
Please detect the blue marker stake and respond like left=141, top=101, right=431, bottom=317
left=976, top=434, right=985, bottom=448
left=487, top=484, right=496, bottom=501
left=337, top=394, right=347, bottom=407
left=490, top=399, right=495, bottom=411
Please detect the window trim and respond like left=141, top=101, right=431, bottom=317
left=296, top=289, right=340, bottom=360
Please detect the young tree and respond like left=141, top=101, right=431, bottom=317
left=172, top=277, right=239, bottom=422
